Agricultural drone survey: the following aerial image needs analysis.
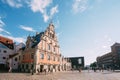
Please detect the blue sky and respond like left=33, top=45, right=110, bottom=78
left=0, top=0, right=120, bottom=65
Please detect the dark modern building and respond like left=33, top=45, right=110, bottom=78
left=97, top=43, right=120, bottom=70
left=68, top=57, right=84, bottom=70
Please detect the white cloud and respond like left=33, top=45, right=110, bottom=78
left=29, top=0, right=58, bottom=22
left=0, top=17, right=11, bottom=35
left=2, top=0, right=58, bottom=22
left=50, top=5, right=58, bottom=18
left=0, top=34, right=26, bottom=43
left=8, top=36, right=26, bottom=43
left=93, top=34, right=114, bottom=57
left=72, top=0, right=88, bottom=13
left=30, top=0, right=52, bottom=13
left=20, top=25, right=36, bottom=32
left=2, top=0, right=23, bottom=8
left=102, top=45, right=107, bottom=49
left=0, top=19, right=5, bottom=27
left=0, top=28, right=11, bottom=35
left=43, top=13, right=49, bottom=22
left=30, top=0, right=52, bottom=22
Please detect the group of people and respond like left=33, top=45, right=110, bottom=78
left=88, top=67, right=104, bottom=72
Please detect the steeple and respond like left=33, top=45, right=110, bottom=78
left=48, top=21, right=54, bottom=32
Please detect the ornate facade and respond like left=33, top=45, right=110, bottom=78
left=20, top=23, right=62, bottom=73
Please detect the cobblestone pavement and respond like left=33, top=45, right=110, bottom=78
left=0, top=70, right=120, bottom=80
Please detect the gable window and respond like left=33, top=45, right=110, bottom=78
left=48, top=55, right=50, bottom=60
left=48, top=44, right=51, bottom=50
left=40, top=53, right=44, bottom=59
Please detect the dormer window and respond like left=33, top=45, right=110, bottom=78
left=6, top=41, right=9, bottom=44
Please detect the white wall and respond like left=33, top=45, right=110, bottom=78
left=0, top=48, right=14, bottom=64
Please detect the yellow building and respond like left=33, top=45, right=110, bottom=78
left=20, top=23, right=61, bottom=73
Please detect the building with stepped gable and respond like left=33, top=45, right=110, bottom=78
left=20, top=23, right=62, bottom=73
left=0, top=23, right=74, bottom=73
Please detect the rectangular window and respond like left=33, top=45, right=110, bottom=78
left=31, top=54, right=34, bottom=59
left=48, top=44, right=50, bottom=50
left=23, top=55, right=24, bottom=60
left=48, top=55, right=50, bottom=60
left=19, top=56, right=20, bottom=60
left=3, top=57, right=6, bottom=59
left=53, top=57, right=55, bottom=61
left=15, top=57, right=17, bottom=61
left=54, top=47, right=55, bottom=52
left=58, top=58, right=60, bottom=62
left=40, top=53, right=44, bottom=59
left=3, top=50, right=7, bottom=53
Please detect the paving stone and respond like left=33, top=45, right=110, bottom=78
left=0, top=70, right=120, bottom=80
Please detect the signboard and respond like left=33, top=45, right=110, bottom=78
left=78, top=58, right=82, bottom=64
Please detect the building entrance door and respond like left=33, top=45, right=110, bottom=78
left=0, top=64, right=7, bottom=71
left=40, top=65, right=44, bottom=72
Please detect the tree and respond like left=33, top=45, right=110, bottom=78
left=90, top=62, right=97, bottom=68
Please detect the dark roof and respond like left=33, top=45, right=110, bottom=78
left=9, top=53, right=18, bottom=58
left=111, top=42, right=120, bottom=47
left=31, top=32, right=44, bottom=48
left=20, top=47, right=25, bottom=51
left=67, top=57, right=84, bottom=59
left=0, top=42, right=14, bottom=49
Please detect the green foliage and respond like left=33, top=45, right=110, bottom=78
left=90, top=62, right=97, bottom=68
